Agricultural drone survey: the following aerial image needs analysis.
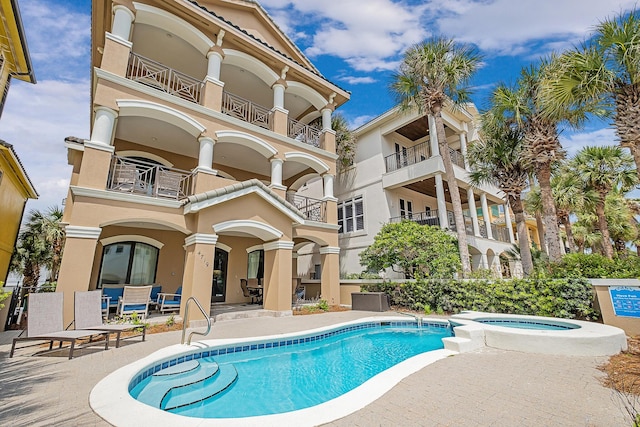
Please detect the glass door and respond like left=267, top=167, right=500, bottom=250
left=212, top=248, right=228, bottom=302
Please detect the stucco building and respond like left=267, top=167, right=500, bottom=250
left=336, top=104, right=525, bottom=278
left=0, top=0, right=37, bottom=284
left=56, top=0, right=349, bottom=324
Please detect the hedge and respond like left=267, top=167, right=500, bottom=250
left=361, top=277, right=598, bottom=320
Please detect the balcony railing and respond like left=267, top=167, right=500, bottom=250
left=107, top=156, right=194, bottom=200
left=491, top=224, right=511, bottom=243
left=449, top=147, right=465, bottom=168
left=286, top=193, right=327, bottom=222
left=221, top=91, right=272, bottom=130
left=389, top=210, right=441, bottom=226
left=478, top=219, right=488, bottom=239
left=127, top=52, right=204, bottom=103
left=288, top=118, right=321, bottom=148
left=384, top=141, right=431, bottom=173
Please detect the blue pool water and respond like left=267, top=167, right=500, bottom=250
left=475, top=318, right=579, bottom=330
left=130, top=321, right=451, bottom=418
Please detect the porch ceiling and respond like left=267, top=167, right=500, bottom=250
left=404, top=178, right=472, bottom=205
left=395, top=117, right=457, bottom=142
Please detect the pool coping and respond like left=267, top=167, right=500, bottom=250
left=450, top=311, right=628, bottom=356
left=90, top=316, right=456, bottom=427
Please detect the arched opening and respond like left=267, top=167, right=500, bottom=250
left=97, top=241, right=159, bottom=287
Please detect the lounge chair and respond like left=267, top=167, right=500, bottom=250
left=10, top=292, right=109, bottom=359
left=157, top=286, right=182, bottom=313
left=117, top=285, right=152, bottom=320
left=75, top=290, right=146, bottom=348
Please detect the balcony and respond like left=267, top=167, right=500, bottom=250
left=390, top=210, right=509, bottom=242
left=385, top=141, right=430, bottom=173
left=222, top=91, right=272, bottom=131
left=126, top=52, right=204, bottom=103
left=288, top=118, right=321, bottom=148
left=107, top=156, right=194, bottom=201
left=286, top=193, right=327, bottom=222
left=449, top=147, right=465, bottom=168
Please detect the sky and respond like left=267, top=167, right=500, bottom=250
left=1, top=0, right=637, bottom=216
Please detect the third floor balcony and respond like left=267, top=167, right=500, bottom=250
left=384, top=141, right=464, bottom=173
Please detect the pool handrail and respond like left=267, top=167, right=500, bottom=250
left=181, top=296, right=212, bottom=345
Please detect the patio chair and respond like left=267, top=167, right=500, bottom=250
left=149, top=284, right=162, bottom=310
left=75, top=290, right=146, bottom=348
left=102, top=286, right=124, bottom=313
left=10, top=292, right=109, bottom=359
left=117, top=285, right=152, bottom=320
left=292, top=278, right=305, bottom=303
left=112, top=163, right=137, bottom=191
left=240, top=279, right=261, bottom=304
left=155, top=169, right=183, bottom=199
left=157, top=286, right=182, bottom=313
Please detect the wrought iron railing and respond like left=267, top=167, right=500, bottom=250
left=389, top=210, right=440, bottom=226
left=384, top=141, right=431, bottom=173
left=221, top=91, right=272, bottom=130
left=288, top=118, right=321, bottom=148
left=286, top=193, right=327, bottom=222
left=107, top=156, right=194, bottom=200
left=491, top=223, right=511, bottom=243
left=478, top=219, right=488, bottom=238
left=127, top=52, right=204, bottom=103
left=448, top=147, right=465, bottom=168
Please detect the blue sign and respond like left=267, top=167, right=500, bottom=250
left=609, top=286, right=640, bottom=318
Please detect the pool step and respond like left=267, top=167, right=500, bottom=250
left=162, top=364, right=238, bottom=411
left=136, top=359, right=219, bottom=407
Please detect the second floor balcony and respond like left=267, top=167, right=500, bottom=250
left=384, top=141, right=464, bottom=173
left=286, top=193, right=327, bottom=222
left=107, top=156, right=194, bottom=201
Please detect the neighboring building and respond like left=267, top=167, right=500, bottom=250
left=0, top=0, right=37, bottom=283
left=336, top=104, right=523, bottom=278
left=0, top=141, right=37, bottom=283
left=56, top=0, right=349, bottom=323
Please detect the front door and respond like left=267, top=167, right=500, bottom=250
left=212, top=248, right=228, bottom=302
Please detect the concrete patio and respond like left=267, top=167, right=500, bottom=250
left=0, top=310, right=628, bottom=426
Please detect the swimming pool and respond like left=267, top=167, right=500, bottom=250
left=473, top=317, right=579, bottom=330
left=91, top=317, right=457, bottom=426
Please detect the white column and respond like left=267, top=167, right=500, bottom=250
left=270, top=158, right=284, bottom=189
left=273, top=84, right=285, bottom=110
left=321, top=108, right=332, bottom=131
left=322, top=174, right=335, bottom=199
left=112, top=5, right=135, bottom=42
left=459, top=131, right=468, bottom=169
left=428, top=114, right=440, bottom=157
left=206, top=51, right=223, bottom=81
left=504, top=202, right=515, bottom=244
left=480, top=193, right=493, bottom=240
left=197, top=136, right=215, bottom=170
left=435, top=174, right=448, bottom=229
left=467, top=188, right=480, bottom=237
left=480, top=253, right=489, bottom=269
left=90, top=106, right=117, bottom=146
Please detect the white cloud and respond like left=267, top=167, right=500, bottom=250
left=350, top=115, right=377, bottom=129
left=0, top=79, right=89, bottom=213
left=340, top=76, right=377, bottom=85
left=559, top=127, right=617, bottom=157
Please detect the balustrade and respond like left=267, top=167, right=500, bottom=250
left=221, top=91, right=272, bottom=130
left=286, top=193, right=327, bottom=222
left=288, top=118, right=321, bottom=148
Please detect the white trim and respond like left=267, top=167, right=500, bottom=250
left=263, top=240, right=295, bottom=251
left=184, top=186, right=304, bottom=224
left=215, top=242, right=232, bottom=253
left=133, top=2, right=214, bottom=54
left=105, top=31, right=133, bottom=49
left=100, top=235, right=164, bottom=249
left=215, top=130, right=277, bottom=158
left=222, top=49, right=279, bottom=86
left=192, top=166, right=217, bottom=175
left=115, top=150, right=173, bottom=167
left=84, top=141, right=115, bottom=153
left=319, top=246, right=340, bottom=255
left=184, top=233, right=218, bottom=247
left=286, top=81, right=327, bottom=110
left=204, top=76, right=225, bottom=87
left=295, top=222, right=341, bottom=231
left=284, top=152, right=330, bottom=174
left=213, top=220, right=283, bottom=241
left=65, top=140, right=86, bottom=152
left=70, top=186, right=182, bottom=209
left=65, top=226, right=102, bottom=239
left=116, top=99, right=206, bottom=136
left=246, top=244, right=264, bottom=253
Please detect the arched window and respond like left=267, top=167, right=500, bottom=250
left=98, top=241, right=159, bottom=286
left=247, top=249, right=264, bottom=280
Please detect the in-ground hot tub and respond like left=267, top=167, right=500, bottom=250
left=450, top=311, right=627, bottom=356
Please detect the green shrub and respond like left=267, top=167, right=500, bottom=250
left=0, top=282, right=10, bottom=309
left=316, top=299, right=329, bottom=311
left=362, top=277, right=598, bottom=320
left=550, top=253, right=640, bottom=279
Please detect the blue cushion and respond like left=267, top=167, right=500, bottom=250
left=101, top=300, right=109, bottom=310
left=103, top=287, right=124, bottom=307
left=123, top=303, right=147, bottom=312
left=173, top=286, right=182, bottom=302
left=150, top=285, right=162, bottom=301
left=163, top=300, right=180, bottom=306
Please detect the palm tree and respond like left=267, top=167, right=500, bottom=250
left=390, top=37, right=482, bottom=276
left=568, top=146, right=638, bottom=259
left=543, top=10, right=640, bottom=179
left=468, top=107, right=534, bottom=275
left=332, top=113, right=357, bottom=173
left=492, top=62, right=592, bottom=263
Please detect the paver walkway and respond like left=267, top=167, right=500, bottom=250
left=0, top=311, right=627, bottom=426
